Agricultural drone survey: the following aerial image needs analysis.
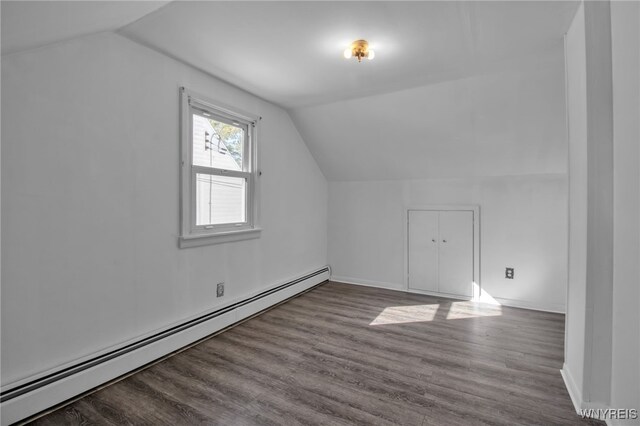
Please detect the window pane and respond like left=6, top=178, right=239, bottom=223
left=195, top=174, right=246, bottom=226
left=192, top=113, right=244, bottom=170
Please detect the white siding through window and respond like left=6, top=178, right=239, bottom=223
left=192, top=114, right=245, bottom=225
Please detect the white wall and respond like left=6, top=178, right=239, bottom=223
left=582, top=0, right=615, bottom=406
left=329, top=174, right=568, bottom=312
left=564, top=1, right=588, bottom=401
left=610, top=0, right=640, bottom=420
left=563, top=1, right=640, bottom=420
left=1, top=32, right=327, bottom=387
left=564, top=0, right=616, bottom=409
left=324, top=42, right=569, bottom=313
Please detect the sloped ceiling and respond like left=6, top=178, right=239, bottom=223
left=2, top=1, right=578, bottom=181
left=1, top=1, right=169, bottom=55
left=290, top=44, right=568, bottom=181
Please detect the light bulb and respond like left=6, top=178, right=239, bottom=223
left=343, top=48, right=353, bottom=59
left=367, top=50, right=375, bottom=60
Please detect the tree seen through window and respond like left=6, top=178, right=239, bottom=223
left=210, top=120, right=243, bottom=168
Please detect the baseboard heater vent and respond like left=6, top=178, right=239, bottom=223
left=1, top=267, right=329, bottom=414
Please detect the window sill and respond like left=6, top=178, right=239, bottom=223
left=179, top=228, right=262, bottom=248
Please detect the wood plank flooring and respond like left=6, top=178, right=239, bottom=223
left=30, top=282, right=602, bottom=425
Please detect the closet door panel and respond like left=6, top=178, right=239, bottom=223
left=438, top=211, right=474, bottom=297
left=408, top=211, right=439, bottom=292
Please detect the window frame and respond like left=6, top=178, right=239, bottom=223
left=179, top=87, right=261, bottom=248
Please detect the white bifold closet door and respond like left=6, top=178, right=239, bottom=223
left=408, top=210, right=473, bottom=298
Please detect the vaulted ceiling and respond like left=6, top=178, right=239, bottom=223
left=0, top=1, right=168, bottom=55
left=2, top=1, right=579, bottom=181
left=290, top=45, right=568, bottom=180
left=118, top=1, right=579, bottom=108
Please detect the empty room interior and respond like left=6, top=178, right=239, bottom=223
left=1, top=1, right=639, bottom=425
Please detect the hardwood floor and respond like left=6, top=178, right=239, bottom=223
left=30, top=282, right=601, bottom=425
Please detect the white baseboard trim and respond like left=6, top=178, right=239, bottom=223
left=561, top=365, right=583, bottom=415
left=329, top=275, right=404, bottom=291
left=490, top=296, right=566, bottom=314
left=561, top=365, right=617, bottom=425
left=331, top=275, right=565, bottom=313
left=405, top=287, right=472, bottom=301
left=1, top=267, right=329, bottom=425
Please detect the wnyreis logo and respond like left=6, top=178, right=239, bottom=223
left=579, top=408, right=638, bottom=420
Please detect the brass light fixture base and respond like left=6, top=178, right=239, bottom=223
left=352, top=39, right=369, bottom=62
left=344, top=39, right=375, bottom=62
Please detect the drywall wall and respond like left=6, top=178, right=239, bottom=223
left=563, top=0, right=588, bottom=402
left=329, top=174, right=568, bottom=312
left=610, top=0, right=640, bottom=420
left=1, top=32, right=327, bottom=387
left=324, top=41, right=569, bottom=313
left=582, top=0, right=614, bottom=406
left=562, top=1, right=639, bottom=418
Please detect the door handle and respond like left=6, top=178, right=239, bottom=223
left=442, top=239, right=447, bottom=243
left=432, top=239, right=436, bottom=243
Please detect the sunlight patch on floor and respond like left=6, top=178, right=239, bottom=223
left=369, top=284, right=503, bottom=325
left=369, top=304, right=439, bottom=325
left=369, top=301, right=502, bottom=325
left=445, top=301, right=502, bottom=320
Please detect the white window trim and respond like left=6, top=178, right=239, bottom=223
left=179, top=87, right=261, bottom=248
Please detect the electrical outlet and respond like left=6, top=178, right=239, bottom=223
left=505, top=268, right=514, bottom=279
left=216, top=282, right=224, bottom=297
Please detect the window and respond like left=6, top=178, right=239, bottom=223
left=180, top=88, right=260, bottom=248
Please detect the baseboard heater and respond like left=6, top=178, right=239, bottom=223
left=1, top=266, right=329, bottom=425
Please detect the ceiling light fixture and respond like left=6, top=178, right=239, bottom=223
left=343, top=39, right=375, bottom=62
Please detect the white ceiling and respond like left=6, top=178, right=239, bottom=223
left=1, top=1, right=169, bottom=55
left=119, top=1, right=579, bottom=108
